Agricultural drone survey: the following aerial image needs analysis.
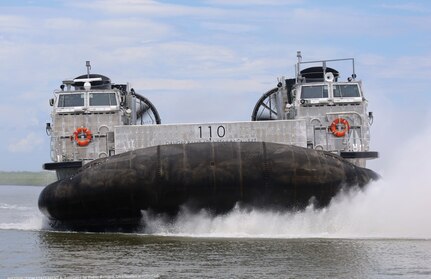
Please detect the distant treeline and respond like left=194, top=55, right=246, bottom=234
left=0, top=171, right=57, bottom=186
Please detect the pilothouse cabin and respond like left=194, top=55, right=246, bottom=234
left=252, top=51, right=377, bottom=167
left=44, top=62, right=161, bottom=179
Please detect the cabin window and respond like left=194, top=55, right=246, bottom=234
left=58, top=93, right=84, bottom=107
left=333, top=84, right=360, bottom=98
left=89, top=93, right=117, bottom=106
left=301, top=85, right=328, bottom=99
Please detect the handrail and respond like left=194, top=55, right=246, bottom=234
left=296, top=51, right=356, bottom=82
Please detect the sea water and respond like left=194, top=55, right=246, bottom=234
left=1, top=181, right=430, bottom=278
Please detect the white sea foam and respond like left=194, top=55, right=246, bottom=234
left=0, top=211, right=45, bottom=231
left=0, top=203, right=32, bottom=211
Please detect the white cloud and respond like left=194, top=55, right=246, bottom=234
left=71, top=0, right=227, bottom=17
left=134, top=77, right=271, bottom=95
left=204, top=0, right=302, bottom=6
left=379, top=3, right=430, bottom=13
left=278, top=7, right=427, bottom=39
left=155, top=42, right=237, bottom=65
left=8, top=132, right=44, bottom=153
left=0, top=106, right=41, bottom=130
left=131, top=78, right=200, bottom=91
left=359, top=53, right=431, bottom=81
left=106, top=41, right=241, bottom=76
left=201, top=22, right=256, bottom=33
left=95, top=18, right=172, bottom=38
left=0, top=15, right=29, bottom=33
left=43, top=18, right=85, bottom=30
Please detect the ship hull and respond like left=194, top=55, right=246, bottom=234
left=39, top=142, right=378, bottom=231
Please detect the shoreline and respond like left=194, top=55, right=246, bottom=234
left=0, top=171, right=56, bottom=186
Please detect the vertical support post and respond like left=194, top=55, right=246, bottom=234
left=296, top=51, right=302, bottom=82
left=276, top=76, right=286, bottom=120
left=131, top=89, right=137, bottom=125
left=86, top=61, right=91, bottom=78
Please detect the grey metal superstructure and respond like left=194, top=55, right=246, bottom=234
left=44, top=53, right=377, bottom=181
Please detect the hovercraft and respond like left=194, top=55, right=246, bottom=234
left=39, top=53, right=378, bottom=231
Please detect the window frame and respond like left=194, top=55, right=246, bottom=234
left=299, top=82, right=363, bottom=104
left=332, top=83, right=363, bottom=103
left=54, top=90, right=120, bottom=113
left=57, top=93, right=86, bottom=108
left=89, top=92, right=118, bottom=107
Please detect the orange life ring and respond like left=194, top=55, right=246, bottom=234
left=330, top=118, right=350, bottom=137
left=73, top=127, right=92, bottom=147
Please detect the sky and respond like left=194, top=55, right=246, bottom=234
left=0, top=0, right=430, bottom=171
